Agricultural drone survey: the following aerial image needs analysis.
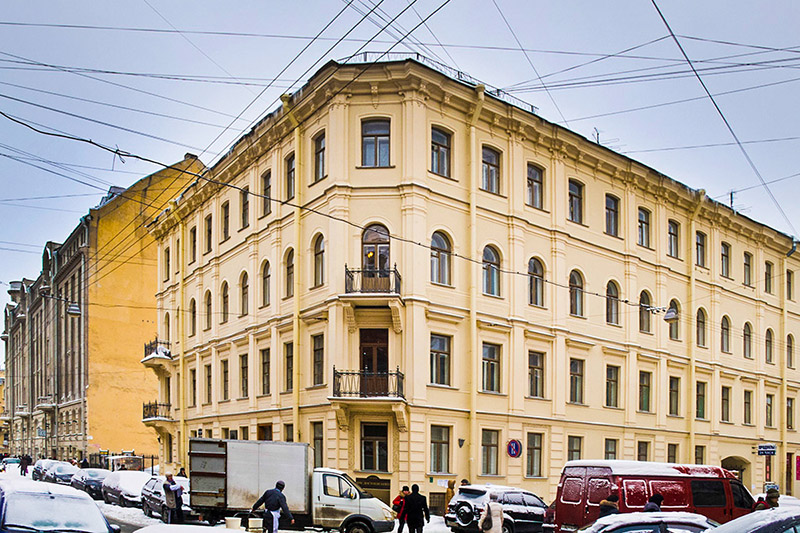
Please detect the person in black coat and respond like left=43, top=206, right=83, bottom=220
left=401, top=484, right=430, bottom=533
left=253, top=480, right=295, bottom=533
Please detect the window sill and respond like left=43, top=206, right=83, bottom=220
left=477, top=474, right=504, bottom=478
left=479, top=188, right=506, bottom=198
left=479, top=390, right=507, bottom=397
left=202, top=402, right=212, bottom=406
left=353, top=470, right=391, bottom=475
left=695, top=264, right=708, bottom=270
left=219, top=399, right=230, bottom=404
left=524, top=204, right=548, bottom=214
left=567, top=402, right=588, bottom=407
left=604, top=232, right=623, bottom=240
left=259, top=303, right=271, bottom=309
left=309, top=283, right=325, bottom=291
left=203, top=327, right=212, bottom=332
left=569, top=313, right=588, bottom=320
left=282, top=295, right=294, bottom=301
left=743, top=423, right=755, bottom=427
left=720, top=275, right=733, bottom=281
left=238, top=396, right=249, bottom=401
left=695, top=417, right=709, bottom=422
left=528, top=303, right=547, bottom=310
left=431, top=281, right=455, bottom=289
left=567, top=219, right=589, bottom=228
left=427, top=472, right=455, bottom=477
left=258, top=212, right=272, bottom=220
left=525, top=396, right=549, bottom=401
left=637, top=244, right=654, bottom=251
left=428, top=383, right=457, bottom=390
left=238, top=225, right=250, bottom=233
left=238, top=314, right=249, bottom=319
left=356, top=165, right=395, bottom=170
left=428, top=170, right=455, bottom=181
left=310, top=176, right=328, bottom=187
left=306, top=384, right=327, bottom=391
left=639, top=330, right=654, bottom=335
left=766, top=361, right=776, bottom=365
left=603, top=405, right=623, bottom=410
left=720, top=420, right=734, bottom=425
left=667, top=254, right=682, bottom=261
left=523, top=476, right=548, bottom=480
left=607, top=322, right=623, bottom=328
left=220, top=237, right=231, bottom=244
left=667, top=414, right=683, bottom=419
left=281, top=390, right=293, bottom=395
left=482, top=292, right=504, bottom=299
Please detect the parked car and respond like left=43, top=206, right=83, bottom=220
left=72, top=468, right=112, bottom=499
left=712, top=507, right=800, bottom=532
left=1, top=458, right=20, bottom=472
left=445, top=484, right=548, bottom=533
left=576, top=512, right=719, bottom=532
left=134, top=525, right=211, bottom=533
left=554, top=460, right=754, bottom=531
left=101, top=470, right=151, bottom=507
left=141, top=476, right=196, bottom=522
left=0, top=478, right=120, bottom=533
left=43, top=462, right=80, bottom=484
left=32, top=459, right=61, bottom=480
left=753, top=493, right=800, bottom=507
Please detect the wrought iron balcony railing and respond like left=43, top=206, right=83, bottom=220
left=143, top=338, right=172, bottom=359
left=333, top=367, right=404, bottom=399
left=344, top=266, right=401, bottom=294
left=142, top=402, right=172, bottom=421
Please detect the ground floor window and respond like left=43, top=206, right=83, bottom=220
left=526, top=433, right=542, bottom=477
left=361, top=423, right=388, bottom=472
left=430, top=425, right=450, bottom=473
left=567, top=436, right=582, bottom=461
left=604, top=439, right=617, bottom=460
left=481, top=429, right=499, bottom=475
left=313, top=422, right=324, bottom=468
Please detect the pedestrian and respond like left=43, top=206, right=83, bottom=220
left=80, top=457, right=90, bottom=469
left=478, top=493, right=503, bottom=533
left=177, top=467, right=187, bottom=477
left=392, top=486, right=410, bottom=533
left=163, top=472, right=185, bottom=524
left=252, top=480, right=295, bottom=533
left=754, top=488, right=780, bottom=510
left=643, top=493, right=664, bottom=512
left=402, top=484, right=430, bottom=533
left=460, top=479, right=470, bottom=486
left=597, top=494, right=619, bottom=518
left=20, top=456, right=28, bottom=476
left=444, top=480, right=456, bottom=511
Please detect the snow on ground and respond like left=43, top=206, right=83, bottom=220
left=96, top=500, right=163, bottom=528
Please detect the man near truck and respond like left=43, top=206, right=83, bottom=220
left=253, top=480, right=295, bottom=533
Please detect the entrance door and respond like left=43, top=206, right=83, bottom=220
left=360, top=329, right=388, bottom=396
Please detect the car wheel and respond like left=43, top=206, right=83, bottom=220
left=143, top=503, right=151, bottom=517
left=345, top=521, right=371, bottom=533
left=455, top=502, right=475, bottom=527
left=119, top=496, right=127, bottom=508
left=501, top=523, right=513, bottom=533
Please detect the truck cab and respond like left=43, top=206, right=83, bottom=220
left=312, top=468, right=394, bottom=533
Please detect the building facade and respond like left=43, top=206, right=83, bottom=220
left=2, top=156, right=202, bottom=460
left=144, top=58, right=800, bottom=503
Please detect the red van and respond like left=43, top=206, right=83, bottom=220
left=554, top=460, right=754, bottom=532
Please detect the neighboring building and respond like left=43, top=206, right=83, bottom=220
left=2, top=155, right=203, bottom=460
left=143, top=57, right=799, bottom=502
left=0, top=370, right=8, bottom=454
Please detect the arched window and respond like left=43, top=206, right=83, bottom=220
left=606, top=281, right=619, bottom=325
left=431, top=232, right=451, bottom=285
left=313, top=235, right=325, bottom=287
left=668, top=300, right=680, bottom=340
left=788, top=334, right=795, bottom=368
left=362, top=224, right=390, bottom=274
left=482, top=246, right=500, bottom=296
left=766, top=329, right=774, bottom=363
left=721, top=316, right=731, bottom=353
left=221, top=282, right=229, bottom=323
left=240, top=272, right=249, bottom=316
left=528, top=258, right=544, bottom=307
left=285, top=249, right=294, bottom=298
left=569, top=270, right=584, bottom=317
left=262, top=262, right=271, bottom=307
left=639, top=291, right=652, bottom=333
left=164, top=313, right=170, bottom=342
left=743, top=322, right=753, bottom=358
left=696, top=308, right=707, bottom=347
left=189, top=298, right=197, bottom=337
left=205, top=290, right=212, bottom=330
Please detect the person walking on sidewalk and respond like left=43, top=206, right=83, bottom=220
left=253, top=480, right=295, bottom=533
left=392, top=486, right=410, bottom=533
left=163, top=472, right=184, bottom=524
left=478, top=493, right=503, bottom=533
left=402, top=484, right=430, bottom=533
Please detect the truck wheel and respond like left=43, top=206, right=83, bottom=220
left=206, top=515, right=219, bottom=527
left=345, top=521, right=371, bottom=533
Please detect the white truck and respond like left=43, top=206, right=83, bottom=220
left=188, top=438, right=395, bottom=533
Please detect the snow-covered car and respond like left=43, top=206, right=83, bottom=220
left=0, top=478, right=120, bottom=533
left=141, top=476, right=196, bottom=522
left=101, top=470, right=151, bottom=507
left=134, top=525, right=212, bottom=533
left=711, top=507, right=800, bottom=532
left=577, top=511, right=719, bottom=532
left=33, top=459, right=65, bottom=480
left=445, top=484, right=548, bottom=533
left=753, top=493, right=800, bottom=507
left=43, top=462, right=79, bottom=484
left=1, top=458, right=20, bottom=473
left=72, top=468, right=111, bottom=499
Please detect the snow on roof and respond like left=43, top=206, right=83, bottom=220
left=0, top=478, right=92, bottom=499
left=582, top=512, right=715, bottom=532
left=712, top=507, right=800, bottom=532
left=564, top=460, right=732, bottom=478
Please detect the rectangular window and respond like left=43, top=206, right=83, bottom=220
left=696, top=381, right=706, bottom=419
left=568, top=180, right=583, bottom=224
left=668, top=220, right=680, bottom=258
left=527, top=164, right=543, bottom=209
left=721, top=242, right=731, bottom=277
left=481, top=146, right=500, bottom=194
left=431, top=128, right=451, bottom=178
left=529, top=351, right=544, bottom=398
left=313, top=422, right=324, bottom=468
left=285, top=424, right=294, bottom=442
left=312, top=334, right=324, bottom=386
left=240, top=187, right=250, bottom=228
left=605, top=365, right=619, bottom=408
left=721, top=386, right=730, bottom=422
left=744, top=390, right=753, bottom=424
left=362, top=120, right=390, bottom=167
left=260, top=348, right=270, bottom=395
left=695, top=446, right=705, bottom=465
left=189, top=227, right=197, bottom=264
left=258, top=424, right=273, bottom=441
left=526, top=433, right=542, bottom=477
left=788, top=398, right=795, bottom=430
left=765, top=261, right=773, bottom=293
left=430, top=425, right=450, bottom=473
left=481, top=429, right=499, bottom=475
left=189, top=369, right=197, bottom=407
left=696, top=231, right=706, bottom=267
left=240, top=354, right=248, bottom=398
left=221, top=359, right=229, bottom=401
left=163, top=247, right=170, bottom=281
left=205, top=364, right=212, bottom=403
left=240, top=427, right=249, bottom=441
left=567, top=436, right=582, bottom=461
left=638, top=208, right=650, bottom=247
left=669, top=376, right=680, bottom=416
left=431, top=334, right=451, bottom=386
left=604, top=439, right=617, bottom=460
left=262, top=171, right=272, bottom=216
left=637, top=441, right=649, bottom=461
left=314, top=133, right=326, bottom=182
left=285, top=154, right=295, bottom=201
left=481, top=343, right=500, bottom=392
left=639, top=371, right=651, bottom=412
left=743, top=253, right=752, bottom=286
left=285, top=342, right=293, bottom=392
left=605, top=195, right=619, bottom=236
left=788, top=270, right=794, bottom=300
left=205, top=215, right=213, bottom=253
left=767, top=394, right=774, bottom=427
left=668, top=443, right=679, bottom=463
left=362, top=423, right=388, bottom=471
left=221, top=202, right=230, bottom=241
left=569, top=359, right=584, bottom=404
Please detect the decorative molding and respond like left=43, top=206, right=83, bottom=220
left=565, top=337, right=595, bottom=350
left=389, top=300, right=403, bottom=334
left=393, top=404, right=408, bottom=432
left=425, top=308, right=465, bottom=324
left=343, top=303, right=356, bottom=333
left=333, top=404, right=349, bottom=431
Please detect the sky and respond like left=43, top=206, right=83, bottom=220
left=1, top=0, right=799, bottom=314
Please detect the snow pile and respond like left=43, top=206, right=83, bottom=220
left=96, top=500, right=161, bottom=528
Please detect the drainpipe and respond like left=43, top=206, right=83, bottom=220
left=282, top=95, right=302, bottom=442
left=687, top=190, right=704, bottom=463
left=179, top=217, right=187, bottom=469
left=467, top=85, right=484, bottom=481
left=779, top=252, right=788, bottom=492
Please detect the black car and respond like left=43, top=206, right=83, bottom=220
left=43, top=463, right=79, bottom=484
left=141, top=476, right=196, bottom=522
left=72, top=468, right=111, bottom=499
left=445, top=485, right=548, bottom=533
left=31, top=459, right=59, bottom=481
left=711, top=507, right=800, bottom=532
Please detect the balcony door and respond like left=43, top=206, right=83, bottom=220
left=360, top=329, right=388, bottom=396
left=362, top=224, right=390, bottom=291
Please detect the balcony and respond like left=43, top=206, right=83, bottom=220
left=0, top=411, right=10, bottom=422
left=333, top=367, right=405, bottom=399
left=35, top=396, right=55, bottom=412
left=142, top=402, right=174, bottom=436
left=14, top=405, right=30, bottom=417
left=141, top=338, right=172, bottom=375
left=344, top=266, right=401, bottom=295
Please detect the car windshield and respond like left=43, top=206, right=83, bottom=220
left=86, top=471, right=108, bottom=479
left=4, top=459, right=20, bottom=464
left=56, top=465, right=78, bottom=475
left=3, top=492, right=109, bottom=532
left=457, top=488, right=488, bottom=500
left=606, top=526, right=707, bottom=533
